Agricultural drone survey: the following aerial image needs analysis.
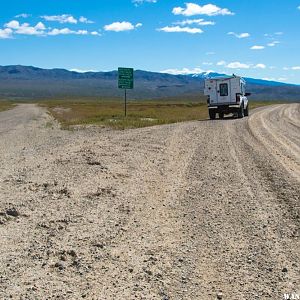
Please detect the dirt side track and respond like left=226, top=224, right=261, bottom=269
left=0, top=103, right=299, bottom=299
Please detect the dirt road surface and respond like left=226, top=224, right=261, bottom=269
left=0, top=103, right=299, bottom=300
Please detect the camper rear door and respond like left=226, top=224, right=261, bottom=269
left=217, top=80, right=231, bottom=104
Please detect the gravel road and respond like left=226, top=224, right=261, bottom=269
left=0, top=103, right=299, bottom=300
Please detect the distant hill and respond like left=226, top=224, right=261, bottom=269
left=0, top=65, right=299, bottom=101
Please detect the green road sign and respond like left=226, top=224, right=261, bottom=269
left=118, top=67, right=134, bottom=89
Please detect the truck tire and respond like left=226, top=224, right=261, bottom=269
left=244, top=105, right=249, bottom=117
left=237, top=103, right=244, bottom=118
left=209, top=110, right=216, bottom=120
left=219, top=113, right=224, bottom=119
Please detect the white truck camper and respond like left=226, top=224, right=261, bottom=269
left=204, top=75, right=251, bottom=120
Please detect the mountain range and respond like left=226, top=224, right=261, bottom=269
left=0, top=65, right=299, bottom=101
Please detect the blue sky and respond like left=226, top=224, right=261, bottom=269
left=1, top=0, right=300, bottom=83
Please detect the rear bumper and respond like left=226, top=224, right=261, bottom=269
left=208, top=104, right=241, bottom=113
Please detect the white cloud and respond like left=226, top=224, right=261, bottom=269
left=41, top=14, right=78, bottom=24
left=206, top=51, right=215, bottom=55
left=217, top=60, right=226, bottom=66
left=76, top=30, right=89, bottom=35
left=172, top=3, right=234, bottom=17
left=91, top=31, right=101, bottom=36
left=223, top=62, right=267, bottom=69
left=17, top=27, right=43, bottom=35
left=5, top=20, right=20, bottom=29
left=283, top=66, right=300, bottom=71
left=160, top=61, right=269, bottom=75
left=202, top=62, right=213, bottom=66
left=132, top=0, right=157, bottom=6
left=0, top=28, right=13, bottom=39
left=158, top=26, right=203, bottom=34
left=41, top=14, right=94, bottom=24
left=250, top=45, right=265, bottom=50
left=228, top=32, right=250, bottom=38
left=267, top=41, right=280, bottom=47
left=2, top=19, right=101, bottom=38
left=262, top=77, right=277, bottom=81
left=265, top=32, right=283, bottom=38
left=2, top=18, right=101, bottom=38
left=70, top=68, right=98, bottom=73
left=254, top=64, right=266, bottom=69
left=5, top=20, right=46, bottom=36
left=79, top=16, right=94, bottom=24
left=160, top=67, right=205, bottom=75
left=47, top=28, right=99, bottom=36
left=226, top=62, right=250, bottom=69
left=104, top=21, right=141, bottom=32
left=15, top=13, right=31, bottom=18
left=263, top=77, right=287, bottom=82
left=174, top=19, right=215, bottom=26
left=35, top=22, right=46, bottom=30
left=48, top=28, right=74, bottom=35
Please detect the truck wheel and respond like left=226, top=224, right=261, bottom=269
left=244, top=105, right=249, bottom=117
left=237, top=103, right=244, bottom=118
left=209, top=110, right=216, bottom=120
left=219, top=113, right=224, bottom=119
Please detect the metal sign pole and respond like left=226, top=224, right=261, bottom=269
left=118, top=67, right=133, bottom=118
left=125, top=89, right=127, bottom=117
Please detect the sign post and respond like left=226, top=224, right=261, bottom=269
left=125, top=88, right=127, bottom=117
left=118, top=67, right=134, bottom=117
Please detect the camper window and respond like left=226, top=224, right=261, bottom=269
left=220, top=83, right=228, bottom=96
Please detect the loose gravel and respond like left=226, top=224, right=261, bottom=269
left=0, top=103, right=299, bottom=299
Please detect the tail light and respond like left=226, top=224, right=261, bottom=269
left=207, top=95, right=210, bottom=104
left=236, top=93, right=240, bottom=103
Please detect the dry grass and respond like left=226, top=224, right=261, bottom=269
left=0, top=101, right=16, bottom=112
left=40, top=99, right=285, bottom=130
left=249, top=100, right=284, bottom=109
left=42, top=99, right=208, bottom=129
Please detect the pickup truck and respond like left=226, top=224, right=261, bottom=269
left=204, top=75, right=251, bottom=119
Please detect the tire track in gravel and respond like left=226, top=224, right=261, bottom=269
left=224, top=110, right=300, bottom=299
left=160, top=104, right=300, bottom=299
left=99, top=124, right=201, bottom=299
left=248, top=104, right=300, bottom=178
left=0, top=103, right=299, bottom=300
